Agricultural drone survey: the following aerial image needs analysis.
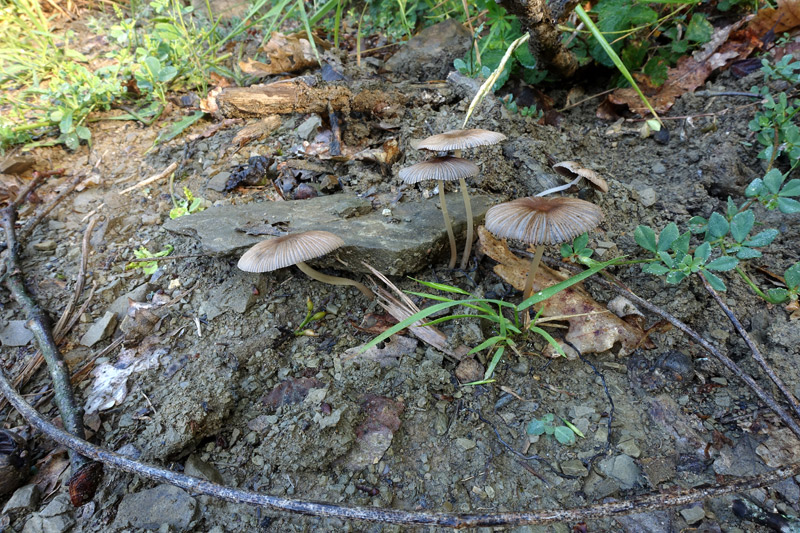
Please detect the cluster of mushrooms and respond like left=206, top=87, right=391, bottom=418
left=237, top=128, right=607, bottom=306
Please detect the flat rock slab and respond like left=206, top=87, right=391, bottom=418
left=163, top=193, right=495, bottom=275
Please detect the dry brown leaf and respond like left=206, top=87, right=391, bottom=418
left=241, top=32, right=319, bottom=76
left=749, top=0, right=800, bottom=36
left=477, top=226, right=647, bottom=359
left=609, top=20, right=755, bottom=115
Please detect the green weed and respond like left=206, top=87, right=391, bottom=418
left=526, top=413, right=583, bottom=445
left=126, top=244, right=174, bottom=275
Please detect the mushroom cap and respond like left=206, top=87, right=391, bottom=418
left=237, top=230, right=344, bottom=273
left=399, top=156, right=479, bottom=184
left=552, top=161, right=608, bottom=193
left=417, top=129, right=506, bottom=152
left=485, top=197, right=603, bottom=245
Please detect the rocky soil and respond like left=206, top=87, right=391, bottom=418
left=1, top=16, right=800, bottom=533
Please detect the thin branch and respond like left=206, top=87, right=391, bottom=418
left=699, top=274, right=800, bottom=422
left=54, top=216, right=98, bottom=339
left=543, top=257, right=800, bottom=440
left=1, top=366, right=799, bottom=527
left=119, top=161, right=178, bottom=195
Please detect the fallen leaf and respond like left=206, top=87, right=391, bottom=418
left=748, top=0, right=800, bottom=36
left=30, top=448, right=70, bottom=496
left=350, top=312, right=405, bottom=335
left=609, top=20, right=756, bottom=115
left=477, top=226, right=647, bottom=359
left=340, top=395, right=404, bottom=470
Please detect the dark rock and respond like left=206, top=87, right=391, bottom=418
left=163, top=192, right=496, bottom=275
left=455, top=358, right=484, bottom=383
left=184, top=454, right=224, bottom=484
left=293, top=183, right=318, bottom=199
left=114, top=485, right=197, bottom=531
left=0, top=430, right=30, bottom=496
left=385, top=19, right=471, bottom=81
left=262, top=377, right=323, bottom=409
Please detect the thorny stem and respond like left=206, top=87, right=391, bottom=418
left=296, top=261, right=374, bottom=300
left=699, top=274, right=800, bottom=422
left=0, top=206, right=90, bottom=470
left=439, top=179, right=458, bottom=269
left=2, top=367, right=800, bottom=527
left=458, top=176, right=474, bottom=270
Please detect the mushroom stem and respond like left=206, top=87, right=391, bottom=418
left=439, top=179, right=458, bottom=269
left=536, top=176, right=582, bottom=197
left=523, top=244, right=545, bottom=301
left=296, top=261, right=374, bottom=300
left=458, top=176, right=474, bottom=270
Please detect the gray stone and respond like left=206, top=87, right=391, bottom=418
left=617, top=437, right=642, bottom=458
left=206, top=172, right=232, bottom=192
left=79, top=311, right=117, bottom=347
left=185, top=454, right=224, bottom=484
left=21, top=515, right=44, bottom=533
left=114, top=484, right=197, bottom=531
left=560, top=459, right=588, bottom=477
left=41, top=514, right=75, bottom=533
left=456, top=438, right=476, bottom=451
left=680, top=504, right=706, bottom=525
left=108, top=283, right=151, bottom=319
left=599, top=454, right=641, bottom=489
left=0, top=320, right=33, bottom=346
left=617, top=510, right=673, bottom=533
left=713, top=436, right=769, bottom=477
left=3, top=484, right=39, bottom=515
left=199, top=271, right=266, bottom=320
left=40, top=494, right=71, bottom=517
left=164, top=193, right=496, bottom=275
left=33, top=240, right=57, bottom=251
left=385, top=19, right=472, bottom=81
left=634, top=187, right=656, bottom=207
left=296, top=114, right=322, bottom=141
left=583, top=470, right=620, bottom=499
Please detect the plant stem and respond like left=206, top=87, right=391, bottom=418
left=439, top=179, right=457, bottom=269
left=735, top=265, right=774, bottom=302
left=296, top=261, right=374, bottom=300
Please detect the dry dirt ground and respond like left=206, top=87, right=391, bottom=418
left=1, top=19, right=800, bottom=533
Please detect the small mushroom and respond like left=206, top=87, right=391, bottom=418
left=417, top=128, right=506, bottom=270
left=536, top=161, right=608, bottom=197
left=484, top=196, right=603, bottom=302
left=399, top=156, right=479, bottom=269
left=238, top=230, right=374, bottom=299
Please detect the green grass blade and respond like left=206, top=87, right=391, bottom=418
left=517, top=257, right=621, bottom=311
left=410, top=278, right=472, bottom=295
left=468, top=335, right=506, bottom=355
left=483, top=345, right=505, bottom=380
left=529, top=326, right=566, bottom=357
left=309, top=0, right=340, bottom=25
left=574, top=5, right=662, bottom=126
left=296, top=0, right=322, bottom=66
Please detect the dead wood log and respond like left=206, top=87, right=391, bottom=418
left=216, top=76, right=453, bottom=119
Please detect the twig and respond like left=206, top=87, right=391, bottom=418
left=11, top=170, right=54, bottom=209
left=1, top=368, right=798, bottom=527
left=557, top=88, right=614, bottom=112
left=20, top=173, right=90, bottom=241
left=544, top=257, right=800, bottom=439
left=117, top=253, right=211, bottom=263
left=54, top=216, right=98, bottom=339
left=1, top=205, right=102, bottom=504
left=119, top=161, right=179, bottom=195
left=700, top=274, right=800, bottom=422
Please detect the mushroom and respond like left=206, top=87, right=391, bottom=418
left=399, top=156, right=479, bottom=270
left=484, top=196, right=603, bottom=302
left=238, top=230, right=374, bottom=299
left=536, top=161, right=608, bottom=197
left=417, top=128, right=506, bottom=270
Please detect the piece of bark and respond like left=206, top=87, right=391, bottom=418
left=216, top=77, right=453, bottom=119
left=499, top=0, right=579, bottom=78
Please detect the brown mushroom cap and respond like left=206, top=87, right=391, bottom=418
left=417, top=129, right=506, bottom=152
left=552, top=161, right=608, bottom=193
left=237, top=230, right=344, bottom=272
left=485, top=197, right=603, bottom=245
left=399, top=156, right=479, bottom=184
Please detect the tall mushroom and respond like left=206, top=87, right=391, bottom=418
left=399, top=156, right=479, bottom=270
left=417, top=128, right=506, bottom=270
left=484, top=197, right=603, bottom=302
left=238, top=230, right=374, bottom=299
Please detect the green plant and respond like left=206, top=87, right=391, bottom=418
left=294, top=297, right=328, bottom=336
left=169, top=187, right=207, bottom=219
left=560, top=232, right=595, bottom=265
left=361, top=258, right=619, bottom=384
left=126, top=244, right=174, bottom=275
left=526, top=413, right=583, bottom=445
left=502, top=95, right=543, bottom=119
left=749, top=55, right=800, bottom=169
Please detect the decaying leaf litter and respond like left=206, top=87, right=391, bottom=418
left=1, top=6, right=800, bottom=533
